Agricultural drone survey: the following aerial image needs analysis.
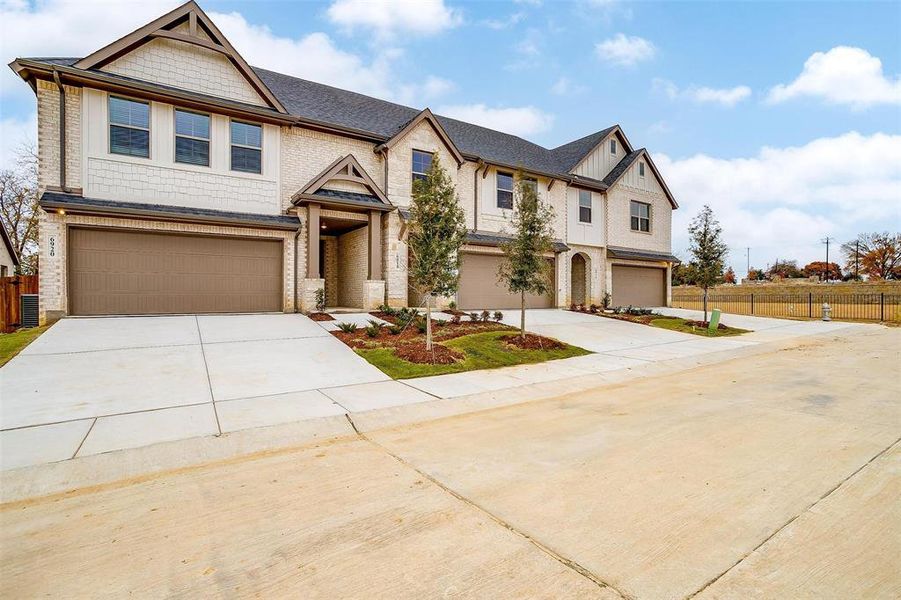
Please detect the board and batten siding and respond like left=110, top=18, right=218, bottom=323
left=565, top=187, right=604, bottom=247
left=572, top=132, right=622, bottom=181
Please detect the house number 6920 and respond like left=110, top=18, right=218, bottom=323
left=49, top=236, right=56, bottom=257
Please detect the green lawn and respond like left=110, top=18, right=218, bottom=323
left=649, top=317, right=749, bottom=337
left=356, top=329, right=591, bottom=379
left=0, top=326, right=49, bottom=367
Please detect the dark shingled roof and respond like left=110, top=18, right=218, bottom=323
left=40, top=192, right=300, bottom=230
left=602, top=149, right=645, bottom=187
left=465, top=230, right=570, bottom=253
left=24, top=58, right=621, bottom=180
left=607, top=246, right=680, bottom=263
left=312, top=189, right=385, bottom=206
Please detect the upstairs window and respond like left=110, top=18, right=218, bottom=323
left=230, top=120, right=262, bottom=174
left=109, top=96, right=150, bottom=158
left=630, top=200, right=651, bottom=232
left=496, top=171, right=514, bottom=209
left=411, top=150, right=432, bottom=188
left=578, top=189, right=592, bottom=223
left=639, top=161, right=645, bottom=177
left=610, top=139, right=617, bottom=155
left=175, top=109, right=210, bottom=166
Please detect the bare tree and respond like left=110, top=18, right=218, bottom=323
left=0, top=144, right=40, bottom=274
left=841, top=232, right=901, bottom=280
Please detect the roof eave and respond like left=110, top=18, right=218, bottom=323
left=291, top=193, right=395, bottom=213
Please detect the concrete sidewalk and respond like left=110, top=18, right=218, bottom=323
left=2, top=325, right=897, bottom=598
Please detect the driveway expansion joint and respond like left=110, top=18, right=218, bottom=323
left=195, top=316, right=222, bottom=436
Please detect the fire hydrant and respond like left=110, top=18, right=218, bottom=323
left=822, top=302, right=832, bottom=321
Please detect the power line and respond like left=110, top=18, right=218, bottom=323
left=821, top=237, right=835, bottom=281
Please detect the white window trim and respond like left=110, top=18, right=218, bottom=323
left=411, top=149, right=432, bottom=186
left=229, top=118, right=263, bottom=174
left=174, top=108, right=211, bottom=167
left=578, top=189, right=592, bottom=224
left=496, top=170, right=514, bottom=209
left=630, top=200, right=652, bottom=233
left=108, top=94, right=151, bottom=160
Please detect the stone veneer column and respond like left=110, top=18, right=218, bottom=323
left=364, top=210, right=385, bottom=309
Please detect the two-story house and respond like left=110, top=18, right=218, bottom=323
left=9, top=1, right=678, bottom=324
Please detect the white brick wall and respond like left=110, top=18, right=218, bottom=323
left=382, top=211, right=407, bottom=307
left=337, top=226, right=368, bottom=307
left=103, top=37, right=267, bottom=107
left=605, top=184, right=672, bottom=253
left=386, top=121, right=459, bottom=208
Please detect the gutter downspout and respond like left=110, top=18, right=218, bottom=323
left=52, top=69, right=69, bottom=193
left=473, top=160, right=485, bottom=231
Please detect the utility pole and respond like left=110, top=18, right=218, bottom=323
left=821, top=237, right=835, bottom=282
left=746, top=247, right=750, bottom=279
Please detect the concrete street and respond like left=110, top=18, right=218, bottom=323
left=1, top=324, right=898, bottom=598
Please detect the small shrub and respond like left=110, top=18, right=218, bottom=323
left=603, top=292, right=612, bottom=309
left=387, top=324, right=403, bottom=335
left=493, top=311, right=503, bottom=322
left=570, top=303, right=577, bottom=311
left=415, top=318, right=428, bottom=334
left=480, top=310, right=491, bottom=322
left=448, top=300, right=457, bottom=310
left=377, top=304, right=397, bottom=316
left=336, top=322, right=358, bottom=333
left=315, top=287, right=326, bottom=312
left=468, top=312, right=480, bottom=322
left=364, top=324, right=380, bottom=338
left=367, top=319, right=385, bottom=330
left=451, top=314, right=462, bottom=325
left=589, top=304, right=599, bottom=313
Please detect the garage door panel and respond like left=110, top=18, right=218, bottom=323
left=69, top=228, right=283, bottom=315
left=611, top=265, right=665, bottom=307
left=458, top=253, right=554, bottom=310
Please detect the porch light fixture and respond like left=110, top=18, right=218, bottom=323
left=320, top=224, right=327, bottom=229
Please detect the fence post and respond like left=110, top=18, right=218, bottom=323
left=881, top=293, right=885, bottom=322
left=750, top=293, right=754, bottom=315
left=808, top=292, right=812, bottom=318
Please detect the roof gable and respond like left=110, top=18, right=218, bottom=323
left=75, top=1, right=285, bottom=112
left=292, top=154, right=392, bottom=211
left=375, top=109, right=464, bottom=166
left=604, top=149, right=679, bottom=209
left=563, top=126, right=634, bottom=175
left=1, top=221, right=20, bottom=267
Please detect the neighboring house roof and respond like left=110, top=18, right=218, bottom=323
left=1, top=220, right=20, bottom=267
left=607, top=246, right=680, bottom=263
left=40, top=192, right=301, bottom=230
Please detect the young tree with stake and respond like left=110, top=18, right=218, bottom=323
left=687, top=205, right=728, bottom=323
left=407, top=154, right=467, bottom=351
left=499, top=171, right=556, bottom=339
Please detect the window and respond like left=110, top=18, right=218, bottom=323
left=578, top=189, right=592, bottom=223
left=0, top=265, right=7, bottom=277
left=411, top=150, right=432, bottom=187
left=630, top=200, right=651, bottom=232
left=175, top=109, right=210, bottom=166
left=109, top=96, right=149, bottom=158
left=610, top=139, right=617, bottom=155
left=639, top=161, right=645, bottom=177
left=496, top=171, right=514, bottom=209
left=230, top=120, right=262, bottom=173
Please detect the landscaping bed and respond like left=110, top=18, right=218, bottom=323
left=330, top=308, right=589, bottom=378
left=308, top=312, right=334, bottom=322
left=0, top=326, right=49, bottom=367
left=569, top=306, right=749, bottom=337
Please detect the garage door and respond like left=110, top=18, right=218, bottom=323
left=69, top=228, right=283, bottom=315
left=611, top=265, right=665, bottom=307
left=457, top=252, right=554, bottom=309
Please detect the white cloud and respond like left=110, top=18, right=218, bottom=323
left=550, top=76, right=585, bottom=96
left=595, top=33, right=655, bottom=67
left=767, top=46, right=901, bottom=109
left=654, top=79, right=751, bottom=107
left=655, top=132, right=901, bottom=269
left=0, top=113, right=36, bottom=170
left=435, top=104, right=555, bottom=137
left=326, top=0, right=462, bottom=38
left=480, top=12, right=526, bottom=30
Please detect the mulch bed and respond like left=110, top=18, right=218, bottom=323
left=394, top=342, right=464, bottom=364
left=308, top=312, right=335, bottom=321
left=332, top=319, right=510, bottom=350
left=686, top=320, right=729, bottom=330
left=504, top=333, right=566, bottom=350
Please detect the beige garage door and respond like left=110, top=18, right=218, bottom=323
left=611, top=265, right=666, bottom=308
left=457, top=252, right=555, bottom=309
left=69, top=228, right=283, bottom=315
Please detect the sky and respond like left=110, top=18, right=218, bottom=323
left=1, top=0, right=899, bottom=274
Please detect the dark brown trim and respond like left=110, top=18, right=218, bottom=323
left=41, top=199, right=301, bottom=231
left=374, top=108, right=464, bottom=166
left=149, top=30, right=228, bottom=54
left=604, top=150, right=678, bottom=209
left=295, top=154, right=391, bottom=205
left=292, top=193, right=394, bottom=213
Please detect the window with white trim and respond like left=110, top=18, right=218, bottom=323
left=230, top=120, right=262, bottom=174
left=578, top=189, right=592, bottom=223
left=610, top=139, right=617, bottom=155
left=639, top=161, right=645, bottom=177
left=109, top=96, right=150, bottom=158
left=496, top=171, right=514, bottom=209
left=175, top=109, right=210, bottom=166
left=630, top=200, right=651, bottom=232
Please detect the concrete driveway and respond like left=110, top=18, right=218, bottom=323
left=0, top=314, right=390, bottom=468
left=2, top=324, right=897, bottom=598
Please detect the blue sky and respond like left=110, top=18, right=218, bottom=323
left=1, top=0, right=899, bottom=274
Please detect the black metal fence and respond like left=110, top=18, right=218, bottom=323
left=671, top=291, right=901, bottom=322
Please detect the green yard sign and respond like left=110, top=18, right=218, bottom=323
left=708, top=309, right=721, bottom=333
